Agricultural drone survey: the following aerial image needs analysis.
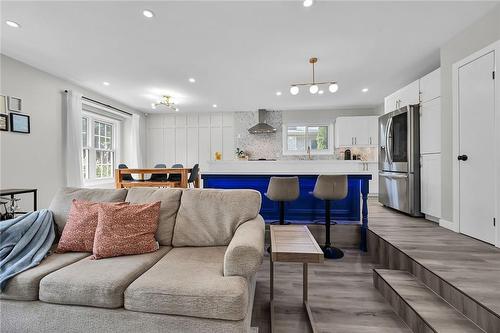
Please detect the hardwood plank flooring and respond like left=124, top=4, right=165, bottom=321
left=368, top=201, right=500, bottom=317
left=251, top=249, right=411, bottom=333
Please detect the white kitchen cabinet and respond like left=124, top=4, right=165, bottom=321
left=421, top=154, right=441, bottom=219
left=420, top=98, right=441, bottom=154
left=335, top=116, right=378, bottom=147
left=420, top=68, right=441, bottom=103
left=175, top=127, right=187, bottom=166
left=222, top=127, right=235, bottom=161
left=198, top=127, right=211, bottom=167
left=384, top=79, right=420, bottom=113
left=164, top=128, right=175, bottom=166
left=186, top=127, right=199, bottom=167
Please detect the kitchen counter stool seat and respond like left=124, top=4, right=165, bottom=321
left=313, top=175, right=348, bottom=259
left=265, top=176, right=300, bottom=225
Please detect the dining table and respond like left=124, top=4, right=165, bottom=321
left=115, top=168, right=200, bottom=189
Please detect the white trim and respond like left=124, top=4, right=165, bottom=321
left=282, top=123, right=334, bottom=156
left=451, top=39, right=500, bottom=247
left=439, top=218, right=458, bottom=232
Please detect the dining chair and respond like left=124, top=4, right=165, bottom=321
left=167, top=163, right=184, bottom=182
left=149, top=164, right=169, bottom=182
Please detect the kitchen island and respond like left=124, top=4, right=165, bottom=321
left=201, top=160, right=374, bottom=251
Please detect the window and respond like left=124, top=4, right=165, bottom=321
left=81, top=113, right=119, bottom=184
left=283, top=124, right=332, bottom=155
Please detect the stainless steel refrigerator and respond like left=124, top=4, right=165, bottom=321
left=378, top=105, right=422, bottom=216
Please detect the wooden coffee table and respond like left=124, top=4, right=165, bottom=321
left=270, top=225, right=324, bottom=333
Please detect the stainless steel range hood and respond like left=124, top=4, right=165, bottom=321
left=248, top=109, right=276, bottom=134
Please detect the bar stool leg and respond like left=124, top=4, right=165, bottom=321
left=279, top=201, right=285, bottom=225
left=322, top=200, right=344, bottom=259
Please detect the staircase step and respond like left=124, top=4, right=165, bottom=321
left=373, top=269, right=484, bottom=333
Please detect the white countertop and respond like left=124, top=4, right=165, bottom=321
left=202, top=159, right=378, bottom=175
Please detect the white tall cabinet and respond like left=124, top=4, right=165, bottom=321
left=383, top=68, right=442, bottom=221
left=146, top=112, right=235, bottom=170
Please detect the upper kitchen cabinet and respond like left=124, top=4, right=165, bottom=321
left=335, top=116, right=378, bottom=147
left=384, top=79, right=420, bottom=113
left=419, top=68, right=441, bottom=103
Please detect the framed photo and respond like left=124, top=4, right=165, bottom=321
left=0, top=114, right=8, bottom=131
left=10, top=113, right=30, bottom=133
left=7, top=96, right=22, bottom=112
left=0, top=95, right=7, bottom=114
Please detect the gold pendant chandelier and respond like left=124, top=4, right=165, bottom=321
left=151, top=95, right=179, bottom=112
left=290, top=57, right=338, bottom=95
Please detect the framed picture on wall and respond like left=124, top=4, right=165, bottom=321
left=0, top=95, right=7, bottom=114
left=10, top=113, right=30, bottom=133
left=0, top=114, right=8, bottom=131
left=7, top=96, right=22, bottom=112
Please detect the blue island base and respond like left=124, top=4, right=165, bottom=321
left=201, top=173, right=371, bottom=251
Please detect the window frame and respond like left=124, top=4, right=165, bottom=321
left=282, top=123, right=334, bottom=156
left=82, top=111, right=121, bottom=186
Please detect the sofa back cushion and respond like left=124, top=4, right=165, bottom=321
left=172, top=189, right=261, bottom=247
left=49, top=187, right=128, bottom=236
left=124, top=188, right=183, bottom=246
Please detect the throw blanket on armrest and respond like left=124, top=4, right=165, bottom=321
left=0, top=209, right=55, bottom=290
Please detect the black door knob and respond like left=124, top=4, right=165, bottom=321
left=457, top=155, right=468, bottom=161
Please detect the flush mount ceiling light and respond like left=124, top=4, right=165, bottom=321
left=303, top=0, right=314, bottom=7
left=289, top=57, right=338, bottom=95
left=151, top=95, right=178, bottom=112
left=6, top=20, right=20, bottom=28
left=142, top=9, right=154, bottom=18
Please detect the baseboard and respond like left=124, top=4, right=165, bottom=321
left=424, top=214, right=439, bottom=223
left=439, top=218, right=458, bottom=232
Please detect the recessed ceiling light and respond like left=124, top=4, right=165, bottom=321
left=103, top=81, right=110, bottom=86
left=6, top=20, right=20, bottom=28
left=362, top=88, right=369, bottom=92
left=212, top=104, right=217, bottom=108
left=188, top=78, right=196, bottom=83
left=142, top=9, right=154, bottom=18
left=276, top=91, right=282, bottom=96
left=318, top=90, right=324, bottom=95
left=303, top=0, right=314, bottom=8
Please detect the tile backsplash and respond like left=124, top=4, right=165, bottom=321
left=233, top=110, right=377, bottom=161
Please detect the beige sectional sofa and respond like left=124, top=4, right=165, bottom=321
left=0, top=187, right=265, bottom=333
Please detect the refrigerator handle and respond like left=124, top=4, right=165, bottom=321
left=386, top=117, right=393, bottom=164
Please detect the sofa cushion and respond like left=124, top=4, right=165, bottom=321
left=124, top=188, right=182, bottom=246
left=172, top=189, right=261, bottom=247
left=0, top=251, right=89, bottom=300
left=125, top=247, right=248, bottom=321
left=49, top=187, right=128, bottom=235
left=39, top=246, right=170, bottom=308
left=56, top=200, right=129, bottom=253
left=92, top=202, right=161, bottom=259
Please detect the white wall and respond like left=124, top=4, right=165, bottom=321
left=282, top=107, right=381, bottom=124
left=0, top=55, right=142, bottom=209
left=439, top=4, right=500, bottom=222
left=145, top=112, right=235, bottom=170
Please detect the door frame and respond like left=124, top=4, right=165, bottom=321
left=452, top=40, right=500, bottom=247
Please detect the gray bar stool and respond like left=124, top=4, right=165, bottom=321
left=313, top=175, right=348, bottom=259
left=265, top=176, right=300, bottom=225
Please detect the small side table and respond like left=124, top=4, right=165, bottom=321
left=270, top=225, right=324, bottom=333
left=0, top=188, right=38, bottom=214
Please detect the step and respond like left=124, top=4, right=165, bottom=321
left=373, top=269, right=484, bottom=333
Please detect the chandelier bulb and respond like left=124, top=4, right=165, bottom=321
left=290, top=86, right=299, bottom=95
left=329, top=83, right=339, bottom=93
left=309, top=84, right=319, bottom=94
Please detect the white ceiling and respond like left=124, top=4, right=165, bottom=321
left=1, top=1, right=498, bottom=113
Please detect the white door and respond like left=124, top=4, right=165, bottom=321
left=458, top=51, right=496, bottom=244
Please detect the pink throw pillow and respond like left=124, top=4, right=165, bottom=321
left=91, top=201, right=162, bottom=260
left=56, top=200, right=128, bottom=253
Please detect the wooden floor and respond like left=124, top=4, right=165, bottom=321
left=251, top=249, right=411, bottom=333
left=251, top=199, right=500, bottom=332
left=368, top=201, right=500, bottom=317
